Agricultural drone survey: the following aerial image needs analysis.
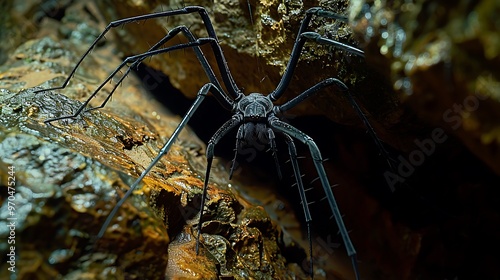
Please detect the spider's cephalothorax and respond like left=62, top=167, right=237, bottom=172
left=237, top=92, right=273, bottom=121
left=33, top=5, right=384, bottom=280
left=236, top=93, right=275, bottom=148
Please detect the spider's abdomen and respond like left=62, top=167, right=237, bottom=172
left=237, top=93, right=273, bottom=122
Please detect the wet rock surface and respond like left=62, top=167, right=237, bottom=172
left=0, top=86, right=171, bottom=280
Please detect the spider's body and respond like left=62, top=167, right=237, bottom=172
left=31, top=6, right=388, bottom=280
left=238, top=93, right=273, bottom=121
left=236, top=93, right=275, bottom=152
left=223, top=92, right=281, bottom=178
left=236, top=93, right=275, bottom=147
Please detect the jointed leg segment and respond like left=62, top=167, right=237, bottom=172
left=269, top=7, right=364, bottom=101
left=282, top=133, right=313, bottom=274
left=270, top=118, right=360, bottom=280
left=38, top=6, right=242, bottom=123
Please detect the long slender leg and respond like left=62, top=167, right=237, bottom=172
left=45, top=37, right=230, bottom=123
left=301, top=32, right=364, bottom=57
left=196, top=114, right=242, bottom=253
left=34, top=6, right=241, bottom=100
left=299, top=8, right=363, bottom=57
left=96, top=83, right=223, bottom=239
left=282, top=133, right=313, bottom=276
left=269, top=7, right=364, bottom=101
left=84, top=25, right=229, bottom=114
left=275, top=78, right=379, bottom=154
left=269, top=117, right=360, bottom=280
left=274, top=78, right=345, bottom=113
left=276, top=77, right=396, bottom=191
